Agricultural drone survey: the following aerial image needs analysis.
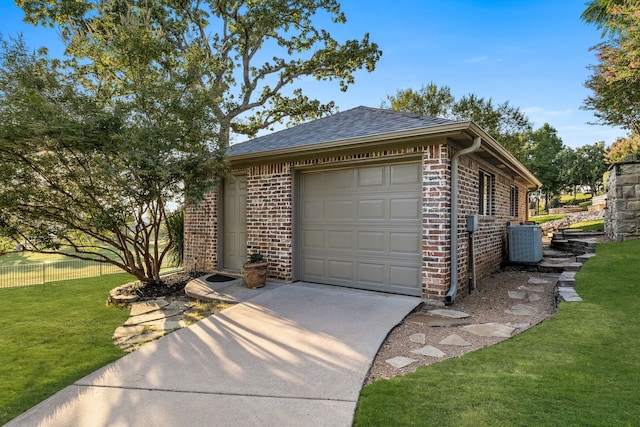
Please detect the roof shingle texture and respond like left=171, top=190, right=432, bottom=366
left=227, top=106, right=457, bottom=156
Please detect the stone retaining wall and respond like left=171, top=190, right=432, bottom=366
left=605, top=161, right=640, bottom=241
left=549, top=207, right=582, bottom=215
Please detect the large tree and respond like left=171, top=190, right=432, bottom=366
left=384, top=82, right=533, bottom=162
left=582, top=0, right=640, bottom=134
left=606, top=135, right=640, bottom=162
left=18, top=0, right=382, bottom=148
left=526, top=123, right=564, bottom=207
left=576, top=142, right=608, bottom=196
left=2, top=0, right=381, bottom=283
left=0, top=36, right=218, bottom=283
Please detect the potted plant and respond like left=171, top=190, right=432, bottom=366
left=242, top=253, right=268, bottom=289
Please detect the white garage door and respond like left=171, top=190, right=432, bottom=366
left=300, top=162, right=422, bottom=296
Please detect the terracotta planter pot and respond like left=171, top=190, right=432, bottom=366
left=242, top=261, right=268, bottom=288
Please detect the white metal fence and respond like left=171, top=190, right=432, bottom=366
left=0, top=260, right=125, bottom=288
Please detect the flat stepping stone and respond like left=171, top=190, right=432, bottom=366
left=113, top=325, right=147, bottom=339
left=506, top=322, right=531, bottom=329
left=411, top=345, right=446, bottom=358
left=428, top=309, right=470, bottom=319
left=129, top=298, right=169, bottom=316
left=409, top=333, right=426, bottom=344
left=565, top=262, right=583, bottom=272
left=439, top=334, right=471, bottom=346
left=124, top=309, right=183, bottom=326
left=508, top=291, right=542, bottom=302
left=505, top=304, right=540, bottom=316
left=386, top=356, right=417, bottom=369
left=165, top=299, right=190, bottom=311
left=576, top=253, right=596, bottom=263
left=558, top=287, right=583, bottom=302
left=528, top=277, right=550, bottom=285
left=121, top=330, right=165, bottom=346
left=136, top=313, right=184, bottom=327
left=407, top=313, right=471, bottom=327
left=508, top=290, right=527, bottom=300
left=461, top=323, right=515, bottom=337
left=543, top=249, right=572, bottom=258
left=518, top=285, right=545, bottom=293
left=558, top=271, right=576, bottom=287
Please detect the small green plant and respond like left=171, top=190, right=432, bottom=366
left=247, top=253, right=264, bottom=264
left=166, top=208, right=184, bottom=267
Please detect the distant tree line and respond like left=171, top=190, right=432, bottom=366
left=384, top=83, right=608, bottom=207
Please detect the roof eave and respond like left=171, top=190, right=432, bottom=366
left=466, top=122, right=542, bottom=191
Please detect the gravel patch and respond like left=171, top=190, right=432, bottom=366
left=364, top=269, right=558, bottom=385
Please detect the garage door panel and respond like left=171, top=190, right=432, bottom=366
left=327, top=200, right=354, bottom=220
left=328, top=260, right=353, bottom=280
left=303, top=258, right=325, bottom=277
left=326, top=169, right=354, bottom=189
left=358, top=166, right=384, bottom=186
left=300, top=163, right=422, bottom=296
left=390, top=198, right=421, bottom=219
left=391, top=163, right=421, bottom=185
left=303, top=229, right=325, bottom=249
left=358, top=262, right=385, bottom=285
left=390, top=232, right=421, bottom=254
left=357, top=231, right=385, bottom=252
left=303, top=172, right=325, bottom=192
left=358, top=199, right=385, bottom=220
left=390, top=265, right=420, bottom=289
left=303, top=201, right=324, bottom=220
left=327, top=230, right=353, bottom=249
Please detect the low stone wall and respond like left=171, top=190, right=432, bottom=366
left=589, top=195, right=606, bottom=212
left=550, top=235, right=598, bottom=255
left=605, top=161, right=640, bottom=241
left=549, top=207, right=583, bottom=215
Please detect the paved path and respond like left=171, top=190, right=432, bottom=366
left=6, top=283, right=420, bottom=427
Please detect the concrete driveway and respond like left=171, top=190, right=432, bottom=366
left=7, top=283, right=420, bottom=427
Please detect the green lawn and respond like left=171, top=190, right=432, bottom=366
left=569, top=219, right=605, bottom=232
left=530, top=214, right=567, bottom=224
left=0, top=247, right=176, bottom=288
left=354, top=239, right=640, bottom=426
left=560, top=192, right=592, bottom=204
left=0, top=274, right=132, bottom=425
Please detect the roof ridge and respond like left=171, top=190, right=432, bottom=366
left=353, top=105, right=451, bottom=122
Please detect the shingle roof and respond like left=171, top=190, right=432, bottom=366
left=227, top=106, right=457, bottom=156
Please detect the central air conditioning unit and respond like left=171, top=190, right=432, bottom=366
left=507, top=224, right=543, bottom=263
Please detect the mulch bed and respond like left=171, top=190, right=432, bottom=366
left=133, top=271, right=206, bottom=299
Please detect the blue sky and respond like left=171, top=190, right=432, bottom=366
left=0, top=0, right=626, bottom=148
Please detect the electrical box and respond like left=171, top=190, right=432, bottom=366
left=466, top=214, right=479, bottom=232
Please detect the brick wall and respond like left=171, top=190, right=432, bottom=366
left=452, top=153, right=528, bottom=300
left=184, top=189, right=218, bottom=272
left=421, top=145, right=452, bottom=301
left=183, top=141, right=530, bottom=303
left=245, top=164, right=293, bottom=281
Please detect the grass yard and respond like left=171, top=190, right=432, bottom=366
left=569, top=219, right=605, bottom=232
left=0, top=274, right=132, bottom=425
left=354, top=239, right=640, bottom=426
left=530, top=214, right=567, bottom=224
